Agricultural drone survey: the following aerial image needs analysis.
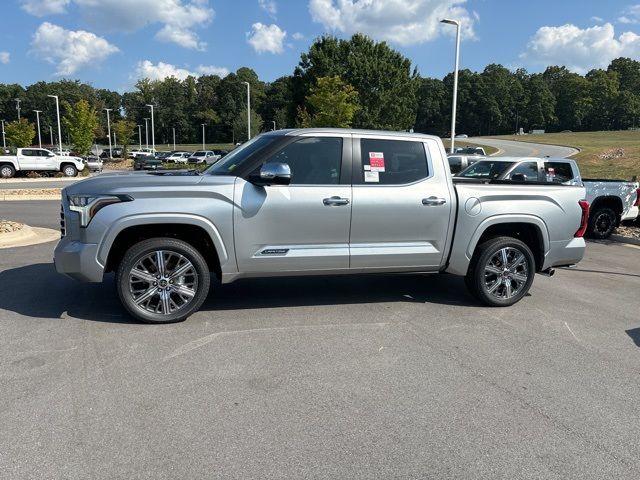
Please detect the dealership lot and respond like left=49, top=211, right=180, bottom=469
left=1, top=201, right=640, bottom=478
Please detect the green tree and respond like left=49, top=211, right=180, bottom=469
left=5, top=118, right=35, bottom=148
left=62, top=99, right=98, bottom=155
left=415, top=77, right=447, bottom=135
left=112, top=120, right=136, bottom=159
left=233, top=109, right=263, bottom=141
left=586, top=69, right=619, bottom=130
left=297, top=76, right=359, bottom=128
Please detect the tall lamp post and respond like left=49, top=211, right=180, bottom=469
left=137, top=124, right=142, bottom=150
left=47, top=95, right=63, bottom=155
left=146, top=105, right=155, bottom=152
left=104, top=108, right=113, bottom=159
left=441, top=18, right=461, bottom=154
left=1, top=120, right=6, bottom=149
left=271, top=120, right=276, bottom=131
left=201, top=124, right=205, bottom=150
left=15, top=98, right=21, bottom=120
left=33, top=110, right=42, bottom=147
left=49, top=126, right=53, bottom=145
left=241, top=81, right=251, bottom=140
left=172, top=127, right=176, bottom=151
left=144, top=118, right=149, bottom=149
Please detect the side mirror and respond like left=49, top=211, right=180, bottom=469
left=511, top=173, right=527, bottom=182
left=252, top=162, right=291, bottom=186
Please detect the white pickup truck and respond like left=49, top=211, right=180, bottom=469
left=456, top=157, right=640, bottom=238
left=0, top=147, right=85, bottom=178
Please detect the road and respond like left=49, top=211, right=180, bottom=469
left=469, top=137, right=579, bottom=158
left=1, top=202, right=640, bottom=479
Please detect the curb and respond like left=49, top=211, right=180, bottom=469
left=0, top=225, right=59, bottom=249
left=0, top=176, right=81, bottom=184
left=610, top=234, right=640, bottom=247
left=1, top=194, right=60, bottom=201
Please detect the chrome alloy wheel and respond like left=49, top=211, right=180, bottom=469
left=128, top=250, right=198, bottom=315
left=483, top=247, right=529, bottom=300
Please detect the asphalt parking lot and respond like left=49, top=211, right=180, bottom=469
left=1, top=201, right=640, bottom=479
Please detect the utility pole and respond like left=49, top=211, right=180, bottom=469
left=47, top=95, right=62, bottom=155
left=441, top=18, right=461, bottom=153
left=137, top=124, right=142, bottom=150
left=15, top=98, right=21, bottom=120
left=146, top=105, right=155, bottom=152
left=104, top=108, right=113, bottom=159
left=241, top=81, right=251, bottom=140
left=34, top=110, right=42, bottom=147
left=201, top=124, right=205, bottom=150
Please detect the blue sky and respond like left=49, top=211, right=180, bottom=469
left=1, top=0, right=639, bottom=91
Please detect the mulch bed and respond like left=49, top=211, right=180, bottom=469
left=0, top=220, right=25, bottom=233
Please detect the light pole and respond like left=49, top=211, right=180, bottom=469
left=137, top=124, right=142, bottom=150
left=15, top=98, right=21, bottom=120
left=113, top=131, right=117, bottom=149
left=441, top=18, right=461, bottom=154
left=49, top=126, right=53, bottom=145
left=172, top=127, right=176, bottom=151
left=33, top=110, right=42, bottom=147
left=1, top=120, right=5, bottom=149
left=146, top=105, right=155, bottom=152
left=271, top=120, right=276, bottom=131
left=47, top=95, right=63, bottom=155
left=201, top=124, right=205, bottom=150
left=104, top=108, right=113, bottom=159
left=144, top=118, right=149, bottom=149
left=241, top=81, right=251, bottom=140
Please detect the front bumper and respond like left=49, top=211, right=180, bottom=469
left=54, top=236, right=104, bottom=283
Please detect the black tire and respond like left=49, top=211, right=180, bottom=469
left=116, top=238, right=211, bottom=323
left=0, top=163, right=16, bottom=178
left=61, top=164, right=78, bottom=177
left=587, top=207, right=617, bottom=239
left=465, top=236, right=535, bottom=307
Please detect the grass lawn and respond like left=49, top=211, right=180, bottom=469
left=442, top=139, right=500, bottom=156
left=488, top=131, right=640, bottom=180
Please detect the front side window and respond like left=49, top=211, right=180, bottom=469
left=359, top=139, right=429, bottom=185
left=260, top=137, right=342, bottom=185
left=507, top=162, right=539, bottom=182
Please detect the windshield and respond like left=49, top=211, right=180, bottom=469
left=456, top=160, right=516, bottom=179
left=205, top=135, right=277, bottom=175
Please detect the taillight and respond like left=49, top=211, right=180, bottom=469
left=634, top=188, right=640, bottom=207
left=574, top=200, right=590, bottom=238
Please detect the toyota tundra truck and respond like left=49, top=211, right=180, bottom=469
left=0, top=147, right=85, bottom=178
left=54, top=129, right=588, bottom=323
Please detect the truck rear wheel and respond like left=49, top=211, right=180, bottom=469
left=61, top=164, right=78, bottom=177
left=587, top=207, right=616, bottom=239
left=116, top=238, right=211, bottom=323
left=465, top=236, right=535, bottom=307
left=0, top=164, right=15, bottom=178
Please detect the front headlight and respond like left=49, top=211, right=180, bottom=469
left=68, top=194, right=132, bottom=227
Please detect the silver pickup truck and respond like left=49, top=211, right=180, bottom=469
left=456, top=157, right=640, bottom=238
left=54, top=129, right=588, bottom=323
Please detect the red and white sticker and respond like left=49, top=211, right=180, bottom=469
left=369, top=152, right=385, bottom=172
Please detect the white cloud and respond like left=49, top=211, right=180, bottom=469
left=0, top=52, right=9, bottom=64
left=21, top=0, right=70, bottom=16
left=618, top=5, right=640, bottom=24
left=31, top=22, right=119, bottom=76
left=591, top=16, right=604, bottom=23
left=134, top=60, right=229, bottom=81
left=259, top=0, right=277, bottom=16
left=521, top=23, right=640, bottom=73
left=247, top=22, right=286, bottom=54
left=292, top=32, right=305, bottom=40
left=22, top=0, right=214, bottom=50
left=308, top=0, right=476, bottom=46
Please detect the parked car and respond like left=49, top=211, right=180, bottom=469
left=165, top=151, right=191, bottom=163
left=455, top=134, right=469, bottom=139
left=83, top=156, right=103, bottom=173
left=454, top=146, right=486, bottom=156
left=0, top=147, right=85, bottom=178
left=447, top=154, right=484, bottom=174
left=456, top=157, right=640, bottom=239
left=212, top=149, right=228, bottom=158
left=187, top=150, right=218, bottom=164
left=128, top=148, right=156, bottom=159
left=155, top=151, right=172, bottom=160
left=54, top=128, right=588, bottom=323
left=99, top=147, right=123, bottom=159
left=133, top=154, right=162, bottom=171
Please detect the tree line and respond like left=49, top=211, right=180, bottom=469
left=1, top=33, right=639, bottom=155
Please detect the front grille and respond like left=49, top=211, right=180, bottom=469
left=60, top=204, right=66, bottom=237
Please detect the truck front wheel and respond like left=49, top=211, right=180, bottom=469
left=61, top=164, right=78, bottom=177
left=465, top=236, right=535, bottom=307
left=0, top=164, right=15, bottom=178
left=116, top=238, right=211, bottom=323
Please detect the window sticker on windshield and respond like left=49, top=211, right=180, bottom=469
left=364, top=171, right=379, bottom=182
left=369, top=152, right=385, bottom=172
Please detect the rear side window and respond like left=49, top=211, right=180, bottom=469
left=544, top=162, right=574, bottom=183
left=359, top=139, right=429, bottom=185
left=507, top=162, right=539, bottom=182
left=22, top=149, right=35, bottom=156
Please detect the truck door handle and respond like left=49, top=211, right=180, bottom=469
left=422, top=196, right=447, bottom=206
left=323, top=196, right=350, bottom=206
